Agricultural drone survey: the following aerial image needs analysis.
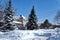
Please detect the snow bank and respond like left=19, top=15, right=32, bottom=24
left=0, top=28, right=60, bottom=40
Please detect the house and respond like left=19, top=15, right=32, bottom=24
left=13, top=15, right=28, bottom=29
left=0, top=11, right=4, bottom=30
left=0, top=11, right=4, bottom=20
left=13, top=21, right=25, bottom=30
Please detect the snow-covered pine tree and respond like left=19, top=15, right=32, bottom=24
left=3, top=0, right=16, bottom=30
left=26, top=6, right=38, bottom=30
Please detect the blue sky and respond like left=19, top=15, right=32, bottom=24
left=1, top=0, right=60, bottom=23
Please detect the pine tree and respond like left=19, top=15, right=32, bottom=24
left=26, top=6, right=38, bottom=30
left=3, top=0, right=16, bottom=30
left=40, top=19, right=52, bottom=29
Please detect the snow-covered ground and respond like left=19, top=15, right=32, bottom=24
left=0, top=28, right=60, bottom=40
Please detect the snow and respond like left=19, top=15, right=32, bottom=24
left=22, top=15, right=26, bottom=19
left=13, top=21, right=22, bottom=24
left=13, top=15, right=26, bottom=21
left=0, top=20, right=4, bottom=22
left=0, top=28, right=60, bottom=40
left=13, top=16, right=20, bottom=21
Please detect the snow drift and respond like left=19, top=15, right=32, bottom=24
left=0, top=28, right=60, bottom=40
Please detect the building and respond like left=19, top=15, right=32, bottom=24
left=0, top=11, right=4, bottom=30
left=13, top=15, right=28, bottom=29
left=0, top=11, right=4, bottom=20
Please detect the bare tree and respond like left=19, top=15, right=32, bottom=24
left=55, top=10, right=60, bottom=24
left=0, top=0, right=3, bottom=11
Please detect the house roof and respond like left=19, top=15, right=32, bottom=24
left=13, top=21, right=22, bottom=24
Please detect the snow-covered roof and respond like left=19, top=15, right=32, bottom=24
left=13, top=21, right=22, bottom=24
left=22, top=15, right=26, bottom=19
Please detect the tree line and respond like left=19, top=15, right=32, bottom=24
left=0, top=0, right=60, bottom=31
